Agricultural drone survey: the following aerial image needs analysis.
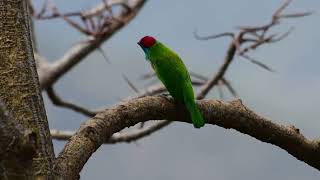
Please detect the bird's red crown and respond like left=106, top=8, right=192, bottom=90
left=139, top=36, right=156, bottom=48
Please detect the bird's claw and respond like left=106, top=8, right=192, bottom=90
left=158, top=93, right=173, bottom=102
left=159, top=92, right=171, bottom=98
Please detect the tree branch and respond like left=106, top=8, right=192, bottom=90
left=46, top=87, right=98, bottom=117
left=51, top=120, right=171, bottom=144
left=54, top=96, right=320, bottom=179
left=38, top=0, right=148, bottom=89
left=196, top=38, right=237, bottom=99
left=196, top=0, right=312, bottom=99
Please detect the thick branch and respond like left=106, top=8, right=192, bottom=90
left=54, top=96, right=320, bottom=179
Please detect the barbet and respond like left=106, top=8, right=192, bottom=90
left=138, top=36, right=205, bottom=128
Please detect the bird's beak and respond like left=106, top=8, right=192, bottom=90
left=137, top=42, right=142, bottom=47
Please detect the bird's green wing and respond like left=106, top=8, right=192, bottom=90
left=149, top=44, right=190, bottom=101
left=148, top=42, right=205, bottom=128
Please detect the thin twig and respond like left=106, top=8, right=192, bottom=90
left=46, top=87, right=98, bottom=117
left=197, top=34, right=239, bottom=99
left=51, top=120, right=171, bottom=144
left=194, top=30, right=235, bottom=40
left=220, top=78, right=238, bottom=97
left=240, top=54, right=275, bottom=72
left=122, top=73, right=139, bottom=93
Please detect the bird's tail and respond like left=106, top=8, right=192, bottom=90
left=185, top=101, right=205, bottom=128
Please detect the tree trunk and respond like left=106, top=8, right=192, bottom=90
left=0, top=0, right=54, bottom=179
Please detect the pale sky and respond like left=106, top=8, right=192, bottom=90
left=35, top=0, right=320, bottom=179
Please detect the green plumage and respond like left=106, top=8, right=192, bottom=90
left=140, top=39, right=205, bottom=128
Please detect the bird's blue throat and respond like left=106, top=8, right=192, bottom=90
left=141, top=47, right=151, bottom=61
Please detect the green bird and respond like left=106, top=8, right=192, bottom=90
left=138, top=36, right=205, bottom=128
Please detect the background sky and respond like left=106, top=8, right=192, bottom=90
left=34, top=0, right=320, bottom=179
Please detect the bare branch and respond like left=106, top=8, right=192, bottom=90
left=194, top=30, right=235, bottom=40
left=142, top=71, right=208, bottom=82
left=133, top=84, right=167, bottom=98
left=140, top=71, right=157, bottom=80
left=143, top=1, right=312, bottom=154
left=237, top=0, right=311, bottom=33
left=38, top=0, right=148, bottom=89
left=274, top=0, right=292, bottom=18
left=279, top=11, right=314, bottom=19
left=240, top=54, right=275, bottom=72
left=50, top=129, right=74, bottom=141
left=197, top=34, right=239, bottom=99
left=129, top=79, right=205, bottom=99
left=217, top=82, right=225, bottom=99
left=34, top=0, right=129, bottom=20
left=54, top=96, right=320, bottom=179
left=189, top=71, right=208, bottom=81
left=122, top=73, right=139, bottom=93
left=220, top=78, right=238, bottom=97
left=97, top=47, right=111, bottom=64
left=196, top=0, right=311, bottom=99
left=49, top=0, right=311, bottom=148
left=46, top=87, right=98, bottom=117
left=270, top=27, right=294, bottom=42
left=138, top=75, right=207, bottom=137
left=51, top=120, right=171, bottom=144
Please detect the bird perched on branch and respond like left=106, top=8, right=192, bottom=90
left=137, top=36, right=205, bottom=128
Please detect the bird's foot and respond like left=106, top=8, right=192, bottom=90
left=158, top=93, right=174, bottom=102
left=159, top=92, right=171, bottom=98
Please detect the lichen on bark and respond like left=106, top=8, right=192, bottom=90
left=0, top=0, right=55, bottom=179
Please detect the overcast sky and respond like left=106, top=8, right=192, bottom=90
left=35, top=0, right=320, bottom=179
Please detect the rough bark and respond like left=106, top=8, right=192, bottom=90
left=0, top=0, right=54, bottom=179
left=0, top=100, right=37, bottom=180
left=55, top=96, right=320, bottom=179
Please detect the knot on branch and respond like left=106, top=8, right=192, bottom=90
left=229, top=98, right=244, bottom=107
left=288, top=125, right=300, bottom=134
